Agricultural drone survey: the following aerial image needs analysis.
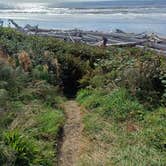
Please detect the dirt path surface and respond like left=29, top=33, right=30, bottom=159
left=58, top=100, right=83, bottom=166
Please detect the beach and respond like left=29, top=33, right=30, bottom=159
left=0, top=0, right=166, bottom=35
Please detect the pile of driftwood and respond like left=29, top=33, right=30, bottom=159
left=6, top=19, right=166, bottom=55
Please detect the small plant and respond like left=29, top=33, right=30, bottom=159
left=3, top=130, right=38, bottom=165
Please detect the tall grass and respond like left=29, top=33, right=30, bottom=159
left=77, top=88, right=144, bottom=121
left=77, top=88, right=166, bottom=165
left=0, top=101, right=65, bottom=165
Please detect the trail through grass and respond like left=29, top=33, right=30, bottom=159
left=59, top=100, right=83, bottom=166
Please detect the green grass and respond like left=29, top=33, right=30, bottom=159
left=0, top=27, right=165, bottom=165
left=0, top=100, right=65, bottom=165
left=37, top=108, right=65, bottom=138
left=77, top=88, right=144, bottom=121
left=76, top=44, right=166, bottom=165
left=77, top=88, right=166, bottom=166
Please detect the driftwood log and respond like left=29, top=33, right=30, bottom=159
left=5, top=19, right=166, bottom=55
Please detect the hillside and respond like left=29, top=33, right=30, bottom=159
left=0, top=27, right=165, bottom=166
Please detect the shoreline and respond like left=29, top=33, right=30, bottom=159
left=1, top=20, right=166, bottom=56
left=1, top=17, right=166, bottom=36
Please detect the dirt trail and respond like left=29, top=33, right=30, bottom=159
left=58, top=100, right=83, bottom=166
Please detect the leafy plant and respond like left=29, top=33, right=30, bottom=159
left=3, top=131, right=38, bottom=165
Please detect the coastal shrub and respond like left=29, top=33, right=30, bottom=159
left=79, top=47, right=166, bottom=108
left=59, top=54, right=89, bottom=96
left=0, top=63, right=14, bottom=82
left=32, top=65, right=49, bottom=81
left=0, top=27, right=108, bottom=96
left=0, top=63, right=26, bottom=97
left=89, top=75, right=106, bottom=88
left=18, top=88, right=36, bottom=102
left=32, top=81, right=60, bottom=105
left=0, top=28, right=25, bottom=55
left=4, top=101, right=25, bottom=127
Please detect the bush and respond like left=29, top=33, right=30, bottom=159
left=0, top=63, right=27, bottom=97
left=33, top=81, right=60, bottom=105
left=0, top=64, right=14, bottom=83
left=32, top=65, right=49, bottom=81
left=80, top=47, right=166, bottom=108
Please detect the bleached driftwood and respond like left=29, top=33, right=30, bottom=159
left=6, top=19, right=166, bottom=54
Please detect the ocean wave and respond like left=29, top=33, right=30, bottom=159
left=0, top=7, right=166, bottom=15
left=0, top=2, right=166, bottom=17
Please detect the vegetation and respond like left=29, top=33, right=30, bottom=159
left=77, top=47, right=166, bottom=165
left=0, top=27, right=165, bottom=165
left=0, top=28, right=67, bottom=165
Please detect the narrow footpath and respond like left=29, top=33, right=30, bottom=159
left=58, top=100, right=83, bottom=166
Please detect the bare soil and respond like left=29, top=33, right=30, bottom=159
left=58, top=100, right=83, bottom=166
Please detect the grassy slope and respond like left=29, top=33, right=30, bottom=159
left=0, top=27, right=105, bottom=165
left=76, top=47, right=166, bottom=165
left=0, top=27, right=165, bottom=165
left=0, top=100, right=64, bottom=165
left=77, top=90, right=166, bottom=165
left=0, top=28, right=67, bottom=165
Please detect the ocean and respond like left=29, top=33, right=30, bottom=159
left=0, top=0, right=166, bottom=35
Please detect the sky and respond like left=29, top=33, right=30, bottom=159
left=0, top=0, right=104, bottom=5
left=0, top=0, right=137, bottom=2
left=0, top=0, right=115, bottom=5
left=0, top=0, right=157, bottom=4
left=0, top=0, right=158, bottom=3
